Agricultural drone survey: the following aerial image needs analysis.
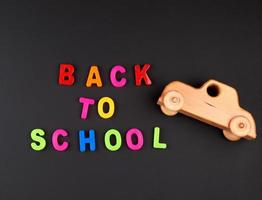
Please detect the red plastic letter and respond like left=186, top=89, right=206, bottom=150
left=134, top=64, right=152, bottom=86
left=58, top=64, right=75, bottom=86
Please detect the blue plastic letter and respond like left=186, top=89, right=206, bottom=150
left=78, top=129, right=96, bottom=152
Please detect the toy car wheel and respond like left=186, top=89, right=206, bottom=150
left=223, top=130, right=241, bottom=141
left=229, top=116, right=251, bottom=137
left=160, top=105, right=178, bottom=116
left=163, top=91, right=184, bottom=112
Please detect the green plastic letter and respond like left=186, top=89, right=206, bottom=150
left=153, top=127, right=167, bottom=149
left=31, top=128, right=47, bottom=151
left=104, top=129, right=122, bottom=151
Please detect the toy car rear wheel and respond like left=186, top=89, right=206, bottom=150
left=223, top=130, right=241, bottom=141
left=163, top=91, right=184, bottom=112
left=229, top=116, right=251, bottom=137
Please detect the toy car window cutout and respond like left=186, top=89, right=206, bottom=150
left=206, top=84, right=220, bottom=97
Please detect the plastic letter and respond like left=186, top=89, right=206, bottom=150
left=126, top=128, right=144, bottom=150
left=110, top=65, right=127, bottom=87
left=58, top=64, right=75, bottom=85
left=30, top=128, right=46, bottom=151
left=97, top=97, right=115, bottom=119
left=52, top=129, right=69, bottom=151
left=134, top=64, right=152, bottom=86
left=104, top=129, right=122, bottom=151
left=79, top=97, right=95, bottom=119
left=153, top=127, right=167, bottom=149
left=79, top=129, right=96, bottom=152
left=86, top=65, right=103, bottom=87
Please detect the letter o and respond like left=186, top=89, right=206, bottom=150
left=98, top=97, right=115, bottom=119
left=126, top=128, right=144, bottom=151
left=104, top=129, right=122, bottom=151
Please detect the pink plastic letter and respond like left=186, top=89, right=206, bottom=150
left=126, top=128, right=144, bottom=151
left=110, top=65, right=127, bottom=88
left=79, top=97, right=95, bottom=119
left=52, top=129, right=69, bottom=151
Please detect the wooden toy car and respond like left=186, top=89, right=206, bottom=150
left=157, top=80, right=256, bottom=141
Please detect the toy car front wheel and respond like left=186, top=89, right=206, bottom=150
left=163, top=91, right=184, bottom=113
left=160, top=105, right=178, bottom=116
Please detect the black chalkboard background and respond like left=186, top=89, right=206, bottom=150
left=1, top=1, right=262, bottom=200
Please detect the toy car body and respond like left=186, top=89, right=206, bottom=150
left=157, top=80, right=256, bottom=141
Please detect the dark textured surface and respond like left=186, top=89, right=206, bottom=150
left=1, top=1, right=262, bottom=199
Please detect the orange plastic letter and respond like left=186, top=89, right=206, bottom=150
left=85, top=66, right=103, bottom=87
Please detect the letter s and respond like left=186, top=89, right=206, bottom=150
left=30, top=128, right=46, bottom=151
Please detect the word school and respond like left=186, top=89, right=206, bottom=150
left=30, top=64, right=168, bottom=152
left=30, top=127, right=167, bottom=152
